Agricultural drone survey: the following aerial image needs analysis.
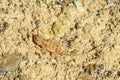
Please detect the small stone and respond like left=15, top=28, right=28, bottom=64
left=73, top=0, right=84, bottom=12
left=96, top=69, right=101, bottom=74
left=106, top=0, right=113, bottom=4
left=36, top=0, right=40, bottom=5
left=0, top=53, right=22, bottom=73
left=71, top=49, right=79, bottom=54
left=82, top=27, right=86, bottom=33
left=77, top=64, right=81, bottom=68
left=102, top=37, right=110, bottom=42
left=22, top=55, right=29, bottom=61
left=42, top=0, right=51, bottom=5
left=34, top=20, right=41, bottom=27
left=67, top=59, right=76, bottom=67
left=99, top=64, right=104, bottom=69
left=42, top=50, right=48, bottom=55
left=0, top=22, right=9, bottom=33
left=52, top=20, right=66, bottom=37
left=55, top=1, right=65, bottom=6
left=35, top=60, right=41, bottom=65
left=20, top=0, right=25, bottom=4
left=14, top=77, right=19, bottom=80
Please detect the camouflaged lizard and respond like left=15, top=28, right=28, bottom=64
left=33, top=35, right=70, bottom=56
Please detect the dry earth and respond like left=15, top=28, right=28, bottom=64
left=0, top=0, right=120, bottom=80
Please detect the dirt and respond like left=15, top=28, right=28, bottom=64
left=0, top=0, right=120, bottom=80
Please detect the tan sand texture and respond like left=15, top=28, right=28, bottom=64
left=0, top=0, right=120, bottom=80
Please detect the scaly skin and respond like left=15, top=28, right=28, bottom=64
left=33, top=35, right=70, bottom=56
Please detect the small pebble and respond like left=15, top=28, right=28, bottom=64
left=34, top=20, right=41, bottom=27
left=55, top=1, right=65, bottom=6
left=36, top=0, right=40, bottom=5
left=96, top=69, right=101, bottom=74
left=0, top=22, right=9, bottom=33
left=71, top=49, right=79, bottom=54
left=102, top=37, right=110, bottom=42
left=42, top=0, right=51, bottom=5
left=14, top=77, right=19, bottom=80
left=82, top=27, right=86, bottom=33
left=67, top=59, right=76, bottom=68
left=52, top=20, right=66, bottom=37
left=0, top=53, right=21, bottom=73
left=22, top=55, right=29, bottom=61
left=106, top=0, right=113, bottom=4
left=20, top=0, right=25, bottom=4
left=73, top=0, right=84, bottom=12
left=77, top=64, right=81, bottom=68
left=95, top=64, right=104, bottom=74
left=35, top=60, right=41, bottom=65
left=42, top=50, right=48, bottom=55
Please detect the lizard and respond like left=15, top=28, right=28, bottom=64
left=33, top=34, right=71, bottom=56
left=33, top=34, right=106, bottom=57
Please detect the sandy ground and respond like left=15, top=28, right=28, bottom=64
left=0, top=0, right=120, bottom=80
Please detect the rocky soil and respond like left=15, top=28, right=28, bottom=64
left=0, top=0, right=120, bottom=80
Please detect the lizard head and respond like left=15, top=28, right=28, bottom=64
left=33, top=34, right=43, bottom=45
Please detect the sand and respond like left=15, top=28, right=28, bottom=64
left=0, top=0, right=120, bottom=80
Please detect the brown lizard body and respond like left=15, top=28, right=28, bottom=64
left=33, top=35, right=70, bottom=56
